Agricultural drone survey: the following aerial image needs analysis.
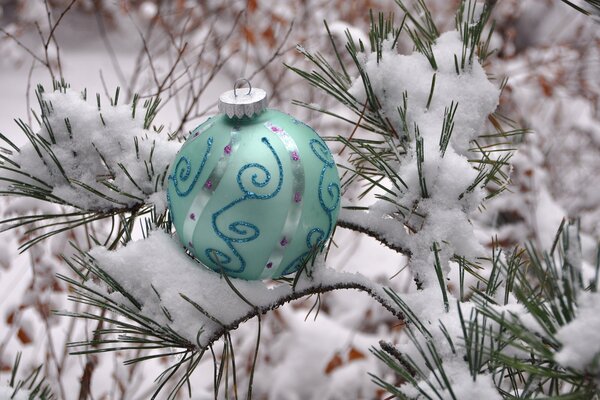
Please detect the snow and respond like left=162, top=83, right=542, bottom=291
left=554, top=291, right=600, bottom=372
left=5, top=89, right=180, bottom=211
left=534, top=187, right=566, bottom=249
left=139, top=2, right=158, bottom=20
left=43, top=23, right=505, bottom=399
left=1, top=1, right=598, bottom=399
left=565, top=224, right=583, bottom=272
left=327, top=21, right=369, bottom=49
left=89, top=230, right=391, bottom=347
left=403, top=359, right=502, bottom=400
left=387, top=287, right=504, bottom=399
left=0, top=386, right=30, bottom=400
left=338, top=203, right=411, bottom=252
left=347, top=30, right=500, bottom=286
left=256, top=309, right=380, bottom=400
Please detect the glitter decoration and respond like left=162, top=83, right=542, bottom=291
left=168, top=137, right=213, bottom=197
left=167, top=83, right=340, bottom=280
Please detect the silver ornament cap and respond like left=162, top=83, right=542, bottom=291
left=218, top=78, right=268, bottom=119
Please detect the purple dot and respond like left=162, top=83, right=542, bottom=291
left=190, top=213, right=196, bottom=220
left=194, top=131, right=199, bottom=137
left=280, top=237, right=288, bottom=247
left=188, top=241, right=194, bottom=248
left=270, top=125, right=282, bottom=133
left=294, top=192, right=302, bottom=203
left=266, top=262, right=273, bottom=269
left=204, top=179, right=213, bottom=189
left=224, top=144, right=232, bottom=154
left=291, top=151, right=300, bottom=161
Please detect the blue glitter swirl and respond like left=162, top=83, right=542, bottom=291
left=238, top=163, right=272, bottom=194
left=166, top=187, right=174, bottom=225
left=169, top=137, right=213, bottom=197
left=281, top=228, right=325, bottom=276
left=278, top=139, right=340, bottom=277
left=206, top=137, right=283, bottom=274
left=310, top=138, right=340, bottom=240
left=206, top=249, right=231, bottom=265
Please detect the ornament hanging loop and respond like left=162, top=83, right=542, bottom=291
left=219, top=78, right=268, bottom=119
left=233, top=78, right=252, bottom=97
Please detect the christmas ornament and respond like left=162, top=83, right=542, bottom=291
left=167, top=79, right=340, bottom=280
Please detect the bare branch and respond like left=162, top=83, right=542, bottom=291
left=0, top=28, right=47, bottom=66
left=45, top=0, right=79, bottom=48
left=203, top=278, right=403, bottom=352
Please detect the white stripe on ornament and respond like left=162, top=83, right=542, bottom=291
left=259, top=122, right=305, bottom=279
left=183, top=129, right=240, bottom=255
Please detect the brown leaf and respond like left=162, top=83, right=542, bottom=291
left=324, top=353, right=343, bottom=375
left=243, top=26, right=256, bottom=44
left=538, top=75, right=553, bottom=97
left=261, top=26, right=276, bottom=48
left=348, top=347, right=366, bottom=361
left=52, top=280, right=64, bottom=292
left=17, top=327, right=32, bottom=344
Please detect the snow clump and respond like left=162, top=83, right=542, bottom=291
left=7, top=88, right=179, bottom=211
left=347, top=31, right=500, bottom=286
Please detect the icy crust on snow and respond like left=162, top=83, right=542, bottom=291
left=347, top=31, right=500, bottom=285
left=10, top=89, right=179, bottom=210
left=88, top=231, right=389, bottom=346
left=554, top=291, right=600, bottom=372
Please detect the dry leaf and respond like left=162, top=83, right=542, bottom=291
left=17, top=327, right=32, bottom=344
left=324, top=353, right=343, bottom=375
left=348, top=347, right=366, bottom=361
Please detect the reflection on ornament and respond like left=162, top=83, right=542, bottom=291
left=167, top=80, right=340, bottom=280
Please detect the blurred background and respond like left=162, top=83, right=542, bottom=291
left=0, top=0, right=599, bottom=398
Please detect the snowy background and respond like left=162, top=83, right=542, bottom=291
left=0, top=0, right=599, bottom=399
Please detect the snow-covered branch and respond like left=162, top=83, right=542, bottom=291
left=337, top=207, right=412, bottom=255
left=65, top=231, right=403, bottom=353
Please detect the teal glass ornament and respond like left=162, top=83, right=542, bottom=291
left=167, top=80, right=340, bottom=280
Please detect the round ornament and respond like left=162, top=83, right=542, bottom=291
left=166, top=80, right=340, bottom=280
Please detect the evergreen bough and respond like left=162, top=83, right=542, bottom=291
left=0, top=1, right=598, bottom=399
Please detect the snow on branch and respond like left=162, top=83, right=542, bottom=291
left=344, top=30, right=501, bottom=287
left=62, top=231, right=403, bottom=353
left=0, top=83, right=179, bottom=213
left=337, top=207, right=412, bottom=255
left=292, top=10, right=510, bottom=290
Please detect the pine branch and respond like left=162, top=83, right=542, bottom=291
left=0, top=83, right=174, bottom=250
left=369, top=220, right=600, bottom=399
left=56, top=231, right=405, bottom=399
left=3, top=352, right=55, bottom=400
left=337, top=208, right=412, bottom=255
left=288, top=1, right=513, bottom=244
left=561, top=0, right=600, bottom=16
